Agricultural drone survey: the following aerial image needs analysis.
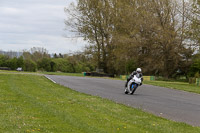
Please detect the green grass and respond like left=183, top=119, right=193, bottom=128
left=111, top=76, right=200, bottom=94
left=38, top=71, right=84, bottom=76
left=1, top=70, right=200, bottom=94
left=0, top=74, right=200, bottom=132
left=0, top=70, right=84, bottom=77
left=143, top=80, right=200, bottom=94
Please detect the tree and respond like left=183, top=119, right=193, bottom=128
left=7, top=57, right=18, bottom=70
left=0, top=55, right=9, bottom=67
left=37, top=58, right=51, bottom=72
left=30, top=47, right=50, bottom=62
left=65, top=0, right=195, bottom=77
left=59, top=53, right=63, bottom=58
left=65, top=0, right=116, bottom=73
left=23, top=47, right=50, bottom=62
left=24, top=59, right=37, bottom=72
left=53, top=53, right=58, bottom=58
left=22, top=51, right=32, bottom=60
left=17, top=56, right=24, bottom=68
left=52, top=58, right=71, bottom=72
left=190, top=0, right=200, bottom=45
left=188, top=54, right=200, bottom=77
left=50, top=61, right=57, bottom=72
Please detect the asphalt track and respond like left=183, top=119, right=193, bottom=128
left=46, top=75, right=200, bottom=127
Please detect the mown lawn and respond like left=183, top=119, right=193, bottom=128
left=0, top=70, right=84, bottom=77
left=0, top=73, right=200, bottom=132
left=143, top=80, right=200, bottom=94
left=39, top=71, right=84, bottom=77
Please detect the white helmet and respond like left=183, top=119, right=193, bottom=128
left=136, top=68, right=142, bottom=73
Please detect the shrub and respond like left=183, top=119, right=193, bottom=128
left=24, top=59, right=37, bottom=72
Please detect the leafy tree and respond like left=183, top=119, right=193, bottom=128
left=65, top=0, right=194, bottom=78
left=53, top=53, right=58, bottom=58
left=6, top=57, right=18, bottom=70
left=190, top=0, right=200, bottom=45
left=24, top=59, right=37, bottom=72
left=37, top=58, right=51, bottom=72
left=23, top=51, right=32, bottom=60
left=50, top=61, right=57, bottom=72
left=17, top=56, right=24, bottom=68
left=126, top=59, right=137, bottom=74
left=0, top=55, right=24, bottom=70
left=52, top=58, right=74, bottom=73
left=65, top=0, right=116, bottom=73
left=0, top=55, right=9, bottom=67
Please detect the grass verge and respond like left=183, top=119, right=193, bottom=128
left=38, top=71, right=83, bottom=76
left=143, top=80, right=200, bottom=94
left=0, top=70, right=84, bottom=77
left=0, top=73, right=200, bottom=132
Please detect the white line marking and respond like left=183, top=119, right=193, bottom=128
left=44, top=75, right=56, bottom=83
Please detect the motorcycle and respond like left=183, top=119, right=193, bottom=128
left=124, top=74, right=142, bottom=95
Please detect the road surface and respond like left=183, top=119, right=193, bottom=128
left=45, top=75, right=200, bottom=127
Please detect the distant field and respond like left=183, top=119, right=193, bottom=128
left=0, top=73, right=200, bottom=132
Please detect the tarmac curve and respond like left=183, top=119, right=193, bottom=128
left=45, top=75, right=200, bottom=127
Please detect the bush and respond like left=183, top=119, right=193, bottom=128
left=0, top=55, right=8, bottom=67
left=17, top=56, right=24, bottom=68
left=24, top=59, right=37, bottom=72
left=53, top=58, right=74, bottom=73
left=37, top=58, right=51, bottom=72
left=50, top=61, right=57, bottom=72
left=188, top=58, right=200, bottom=77
left=6, top=57, right=18, bottom=70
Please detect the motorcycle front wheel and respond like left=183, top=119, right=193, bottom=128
left=124, top=88, right=129, bottom=94
left=130, top=83, right=137, bottom=95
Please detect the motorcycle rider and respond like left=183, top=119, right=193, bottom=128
left=125, top=68, right=143, bottom=87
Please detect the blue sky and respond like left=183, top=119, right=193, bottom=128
left=0, top=0, right=88, bottom=54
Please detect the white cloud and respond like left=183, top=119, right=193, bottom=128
left=0, top=7, right=25, bottom=15
left=0, top=33, right=88, bottom=54
left=0, top=0, right=88, bottom=54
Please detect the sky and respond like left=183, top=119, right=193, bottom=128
left=0, top=0, right=88, bottom=54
